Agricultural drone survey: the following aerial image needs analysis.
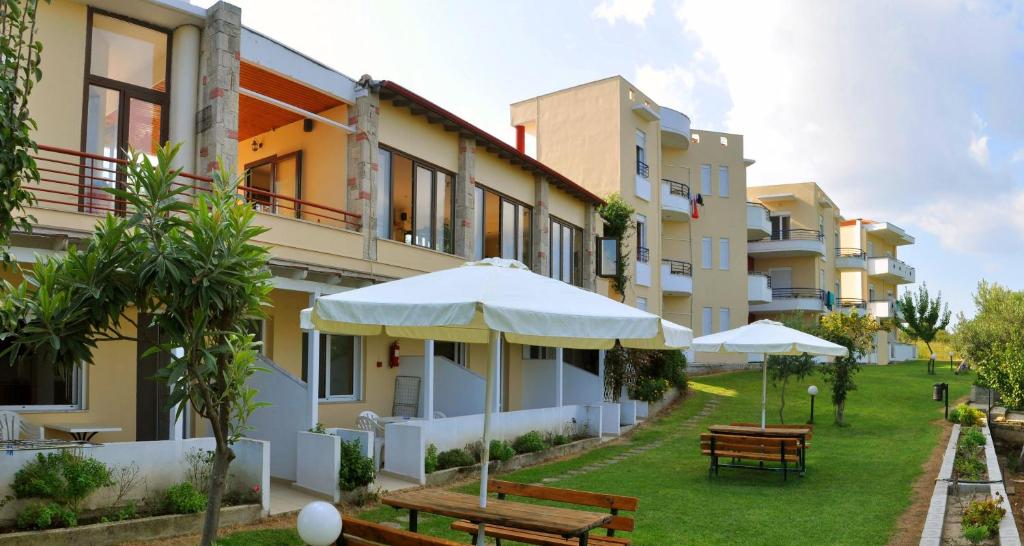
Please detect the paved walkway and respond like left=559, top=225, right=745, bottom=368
left=268, top=473, right=419, bottom=515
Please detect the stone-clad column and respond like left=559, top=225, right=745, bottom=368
left=194, top=1, right=240, bottom=178
left=347, top=77, right=380, bottom=260
left=582, top=203, right=598, bottom=291
left=532, top=174, right=550, bottom=275
left=453, top=136, right=477, bottom=258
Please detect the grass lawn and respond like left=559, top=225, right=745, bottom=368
left=218, top=360, right=972, bottom=545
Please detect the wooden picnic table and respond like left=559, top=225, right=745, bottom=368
left=708, top=424, right=810, bottom=437
left=382, top=489, right=612, bottom=546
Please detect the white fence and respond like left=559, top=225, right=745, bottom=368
left=519, top=359, right=603, bottom=410
left=294, top=428, right=373, bottom=502
left=399, top=355, right=486, bottom=417
left=383, top=404, right=603, bottom=484
left=0, top=438, right=270, bottom=523
left=891, top=342, right=918, bottom=362
left=246, top=355, right=311, bottom=480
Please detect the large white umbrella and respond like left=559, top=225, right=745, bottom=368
left=302, top=258, right=691, bottom=544
left=691, top=319, right=848, bottom=429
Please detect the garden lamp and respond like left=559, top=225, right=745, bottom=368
left=807, top=385, right=818, bottom=424
left=297, top=501, right=343, bottom=546
left=949, top=351, right=954, bottom=370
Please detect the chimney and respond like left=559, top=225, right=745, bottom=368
left=515, top=125, right=526, bottom=153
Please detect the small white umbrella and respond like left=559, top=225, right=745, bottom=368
left=302, top=258, right=691, bottom=545
left=691, top=319, right=848, bottom=429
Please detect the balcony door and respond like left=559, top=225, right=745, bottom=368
left=770, top=215, right=791, bottom=240
left=769, top=268, right=792, bottom=290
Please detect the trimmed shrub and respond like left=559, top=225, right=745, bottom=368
left=425, top=444, right=439, bottom=474
left=512, top=431, right=547, bottom=454
left=436, top=448, right=475, bottom=470
left=963, top=524, right=989, bottom=544
left=12, top=450, right=112, bottom=511
left=950, top=404, right=985, bottom=426
left=163, top=482, right=208, bottom=514
left=339, top=438, right=375, bottom=491
left=955, top=455, right=987, bottom=481
left=489, top=440, right=515, bottom=462
left=959, top=427, right=986, bottom=451
left=16, top=502, right=77, bottom=530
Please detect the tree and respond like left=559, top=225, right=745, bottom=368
left=0, top=0, right=47, bottom=258
left=894, top=283, right=951, bottom=374
left=816, top=311, right=879, bottom=426
left=597, top=194, right=635, bottom=301
left=768, top=354, right=814, bottom=424
left=0, top=145, right=271, bottom=545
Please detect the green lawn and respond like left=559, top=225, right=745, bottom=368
left=220, top=360, right=972, bottom=545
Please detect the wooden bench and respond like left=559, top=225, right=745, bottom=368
left=450, top=480, right=638, bottom=546
left=700, top=433, right=802, bottom=480
left=730, top=423, right=813, bottom=446
left=339, top=517, right=463, bottom=545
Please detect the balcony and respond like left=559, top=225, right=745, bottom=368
left=868, top=299, right=901, bottom=319
left=867, top=256, right=915, bottom=284
left=747, top=229, right=825, bottom=258
left=864, top=222, right=915, bottom=246
left=635, top=159, right=651, bottom=201
left=660, top=179, right=691, bottom=222
left=661, top=259, right=693, bottom=296
left=835, top=248, right=867, bottom=270
left=747, top=272, right=772, bottom=304
left=837, top=298, right=867, bottom=315
left=749, top=288, right=825, bottom=314
left=660, top=107, right=691, bottom=149
left=746, top=202, right=771, bottom=240
left=636, top=246, right=651, bottom=286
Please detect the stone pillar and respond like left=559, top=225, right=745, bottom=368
left=347, top=78, right=380, bottom=261
left=194, top=1, right=240, bottom=178
left=531, top=174, right=550, bottom=274
left=582, top=203, right=598, bottom=291
left=169, top=24, right=200, bottom=173
left=453, top=136, right=477, bottom=258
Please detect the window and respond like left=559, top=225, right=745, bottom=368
left=377, top=149, right=392, bottom=239
left=820, top=268, right=826, bottom=290
left=719, top=308, right=730, bottom=332
left=718, top=166, right=729, bottom=197
left=379, top=146, right=454, bottom=253
left=550, top=218, right=583, bottom=286
left=701, top=237, right=713, bottom=269
left=635, top=130, right=648, bottom=178
left=702, top=307, right=713, bottom=336
left=243, top=152, right=302, bottom=218
left=636, top=214, right=648, bottom=263
left=302, top=334, right=362, bottom=401
left=523, top=346, right=556, bottom=360
left=476, top=186, right=532, bottom=267
left=869, top=284, right=876, bottom=301
left=82, top=11, right=170, bottom=214
left=636, top=297, right=648, bottom=311
left=0, top=351, right=83, bottom=410
left=435, top=342, right=467, bottom=367
left=718, top=238, right=730, bottom=270
left=770, top=215, right=791, bottom=240
left=700, top=164, right=711, bottom=194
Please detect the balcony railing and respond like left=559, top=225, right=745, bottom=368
left=772, top=287, right=825, bottom=300
left=30, top=145, right=361, bottom=230
left=749, top=271, right=772, bottom=287
left=747, top=201, right=770, bottom=222
left=838, top=297, right=867, bottom=309
left=869, top=256, right=915, bottom=278
left=663, top=179, right=690, bottom=199
left=662, top=259, right=692, bottom=276
left=636, top=159, right=649, bottom=179
left=637, top=246, right=650, bottom=263
left=836, top=248, right=866, bottom=258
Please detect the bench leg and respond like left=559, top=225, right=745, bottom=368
left=409, top=509, right=418, bottom=532
left=580, top=533, right=589, bottom=546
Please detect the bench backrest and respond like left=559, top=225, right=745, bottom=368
left=730, top=422, right=813, bottom=437
left=488, top=480, right=638, bottom=534
left=340, top=517, right=462, bottom=546
left=700, top=433, right=802, bottom=456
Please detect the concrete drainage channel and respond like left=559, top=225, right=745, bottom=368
left=921, top=423, right=1021, bottom=545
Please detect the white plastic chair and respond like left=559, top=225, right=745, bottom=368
left=432, top=411, right=447, bottom=419
left=0, top=410, right=43, bottom=441
left=357, top=411, right=386, bottom=469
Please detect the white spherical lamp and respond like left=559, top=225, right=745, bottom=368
left=807, top=385, right=818, bottom=396
left=296, top=501, right=342, bottom=546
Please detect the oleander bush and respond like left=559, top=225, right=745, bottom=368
left=338, top=438, right=375, bottom=491
left=512, top=431, right=547, bottom=454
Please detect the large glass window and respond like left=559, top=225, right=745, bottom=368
left=477, top=186, right=532, bottom=267
left=302, top=334, right=362, bottom=401
left=550, top=218, right=583, bottom=286
left=0, top=351, right=82, bottom=410
left=718, top=166, right=730, bottom=197
left=90, top=13, right=168, bottom=90
left=379, top=147, right=454, bottom=253
left=243, top=152, right=302, bottom=218
left=435, top=342, right=467, bottom=367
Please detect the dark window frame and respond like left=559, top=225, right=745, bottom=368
left=379, top=144, right=456, bottom=254
left=243, top=150, right=304, bottom=219
left=549, top=216, right=583, bottom=286
left=475, top=183, right=533, bottom=267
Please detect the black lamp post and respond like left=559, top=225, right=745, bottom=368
left=807, top=385, right=818, bottom=424
left=933, top=382, right=948, bottom=419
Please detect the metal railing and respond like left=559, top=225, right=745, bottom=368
left=771, top=287, right=826, bottom=300
left=636, top=159, right=649, bottom=178
left=637, top=246, right=650, bottom=263
left=836, top=248, right=867, bottom=258
left=662, top=179, right=690, bottom=199
left=838, top=297, right=867, bottom=309
left=29, top=145, right=362, bottom=230
left=753, top=228, right=824, bottom=242
left=662, top=259, right=692, bottom=276
left=749, top=271, right=772, bottom=287
left=747, top=201, right=770, bottom=220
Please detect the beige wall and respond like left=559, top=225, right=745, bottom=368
left=30, top=0, right=87, bottom=149
left=378, top=101, right=459, bottom=172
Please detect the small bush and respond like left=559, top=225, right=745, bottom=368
left=436, top=448, right=475, bottom=470
left=963, top=524, right=989, bottom=544
left=309, top=422, right=327, bottom=434
left=512, top=431, right=547, bottom=454
left=962, top=494, right=1006, bottom=537
left=163, top=482, right=208, bottom=514
left=489, top=440, right=515, bottom=462
left=339, top=438, right=375, bottom=491
left=548, top=433, right=570, bottom=446
left=12, top=450, right=112, bottom=511
left=950, top=404, right=985, bottom=426
left=425, top=444, right=439, bottom=474
left=16, top=502, right=77, bottom=530
left=959, top=427, right=986, bottom=451
left=955, top=456, right=987, bottom=481
left=630, top=377, right=670, bottom=403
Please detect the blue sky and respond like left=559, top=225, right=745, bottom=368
left=195, top=0, right=1024, bottom=320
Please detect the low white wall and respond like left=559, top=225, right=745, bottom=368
left=0, top=438, right=270, bottom=522
left=636, top=401, right=649, bottom=419
left=601, top=402, right=621, bottom=436
left=246, top=355, right=311, bottom=480
left=519, top=359, right=603, bottom=410
left=332, top=427, right=374, bottom=460
left=384, top=422, right=426, bottom=484
left=399, top=355, right=485, bottom=417
left=619, top=399, right=637, bottom=426
left=892, top=342, right=917, bottom=362
left=295, top=431, right=340, bottom=502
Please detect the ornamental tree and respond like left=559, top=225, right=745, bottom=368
left=894, top=283, right=951, bottom=373
left=0, top=145, right=271, bottom=545
left=816, top=311, right=879, bottom=426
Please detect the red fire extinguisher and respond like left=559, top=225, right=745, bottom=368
left=389, top=340, right=400, bottom=368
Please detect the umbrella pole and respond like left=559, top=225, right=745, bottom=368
left=477, top=330, right=499, bottom=546
left=761, top=355, right=767, bottom=431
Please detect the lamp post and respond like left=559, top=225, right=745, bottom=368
left=930, top=353, right=937, bottom=375
left=807, top=385, right=818, bottom=424
left=297, top=501, right=343, bottom=546
left=949, top=351, right=954, bottom=371
left=933, top=382, right=948, bottom=420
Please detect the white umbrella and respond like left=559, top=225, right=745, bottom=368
left=302, top=258, right=691, bottom=545
left=691, top=319, right=847, bottom=429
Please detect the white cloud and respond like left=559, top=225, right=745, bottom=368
left=969, top=133, right=990, bottom=166
left=907, top=191, right=1024, bottom=255
left=593, top=0, right=655, bottom=27
left=1012, top=148, right=1024, bottom=163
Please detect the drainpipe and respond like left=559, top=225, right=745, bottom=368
left=515, top=125, right=526, bottom=153
left=169, top=24, right=201, bottom=173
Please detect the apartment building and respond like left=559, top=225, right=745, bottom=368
left=509, top=77, right=751, bottom=369
left=747, top=182, right=917, bottom=364
left=7, top=0, right=613, bottom=476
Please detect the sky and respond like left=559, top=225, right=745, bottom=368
left=194, top=0, right=1024, bottom=320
